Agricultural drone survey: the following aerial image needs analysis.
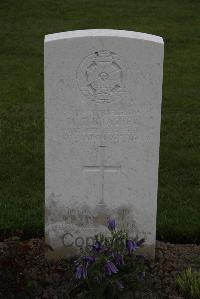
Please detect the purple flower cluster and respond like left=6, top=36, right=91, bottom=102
left=74, top=216, right=144, bottom=289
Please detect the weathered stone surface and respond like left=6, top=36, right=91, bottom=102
left=45, top=29, right=164, bottom=258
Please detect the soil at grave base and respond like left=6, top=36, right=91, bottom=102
left=0, top=236, right=199, bottom=299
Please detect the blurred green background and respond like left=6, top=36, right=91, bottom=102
left=0, top=0, right=199, bottom=242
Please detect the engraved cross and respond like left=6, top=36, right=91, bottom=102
left=83, top=146, right=121, bottom=206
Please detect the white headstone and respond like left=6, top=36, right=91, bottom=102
left=45, top=29, right=164, bottom=259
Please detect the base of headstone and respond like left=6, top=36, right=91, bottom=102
left=45, top=243, right=155, bottom=261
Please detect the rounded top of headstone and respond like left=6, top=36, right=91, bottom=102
left=45, top=29, right=163, bottom=44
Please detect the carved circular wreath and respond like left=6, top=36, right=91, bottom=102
left=77, top=50, right=127, bottom=103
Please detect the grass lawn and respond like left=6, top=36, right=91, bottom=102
left=0, top=0, right=199, bottom=243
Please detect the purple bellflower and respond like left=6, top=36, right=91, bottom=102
left=114, top=254, right=124, bottom=266
left=105, top=260, right=118, bottom=276
left=126, top=239, right=139, bottom=254
left=107, top=217, right=116, bottom=231
left=75, top=264, right=87, bottom=280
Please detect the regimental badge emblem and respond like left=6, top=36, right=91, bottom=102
left=77, top=50, right=127, bottom=103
